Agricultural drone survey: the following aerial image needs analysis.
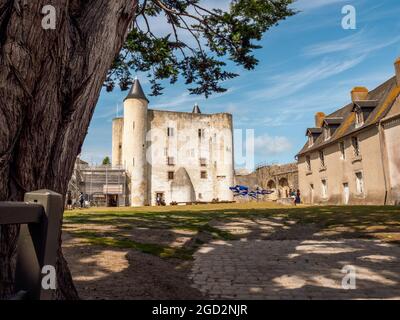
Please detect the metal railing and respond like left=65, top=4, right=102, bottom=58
left=0, top=190, right=63, bottom=300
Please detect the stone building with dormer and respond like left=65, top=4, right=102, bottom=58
left=297, top=58, right=400, bottom=205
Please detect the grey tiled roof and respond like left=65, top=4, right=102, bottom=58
left=323, top=117, right=344, bottom=125
left=297, top=76, right=399, bottom=156
left=353, top=100, right=379, bottom=109
left=306, top=128, right=323, bottom=135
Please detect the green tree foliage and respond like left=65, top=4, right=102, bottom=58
left=105, top=0, right=296, bottom=97
left=102, top=156, right=111, bottom=165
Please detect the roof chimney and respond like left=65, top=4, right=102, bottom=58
left=395, top=57, right=400, bottom=87
left=351, top=87, right=369, bottom=102
left=315, top=112, right=326, bottom=128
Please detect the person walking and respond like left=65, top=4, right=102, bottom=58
left=79, top=192, right=85, bottom=209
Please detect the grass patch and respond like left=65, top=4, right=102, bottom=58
left=69, top=230, right=194, bottom=260
left=64, top=203, right=400, bottom=254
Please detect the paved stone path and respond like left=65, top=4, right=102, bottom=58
left=190, top=239, right=400, bottom=300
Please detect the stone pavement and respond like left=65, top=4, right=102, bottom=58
left=190, top=239, right=400, bottom=300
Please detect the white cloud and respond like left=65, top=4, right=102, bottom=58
left=294, top=0, right=349, bottom=11
left=248, top=56, right=365, bottom=101
left=303, top=30, right=400, bottom=57
left=254, top=134, right=292, bottom=155
left=151, top=86, right=237, bottom=111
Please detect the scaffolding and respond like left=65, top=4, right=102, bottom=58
left=68, top=159, right=128, bottom=207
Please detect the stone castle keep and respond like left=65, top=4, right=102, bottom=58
left=112, top=79, right=234, bottom=207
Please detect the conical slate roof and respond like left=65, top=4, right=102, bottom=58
left=192, top=103, right=201, bottom=114
left=124, top=79, right=149, bottom=103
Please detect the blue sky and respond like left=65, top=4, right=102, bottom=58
left=81, top=0, right=400, bottom=169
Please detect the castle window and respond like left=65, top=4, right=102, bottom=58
left=339, top=142, right=346, bottom=160
left=132, top=158, right=135, bottom=166
left=200, top=158, right=207, bottom=167
left=198, top=129, right=205, bottom=139
left=167, top=127, right=174, bottom=137
left=200, top=171, right=207, bottom=179
left=168, top=171, right=174, bottom=180
left=132, top=121, right=135, bottom=130
left=198, top=193, right=203, bottom=199
left=167, top=157, right=175, bottom=166
left=306, top=155, right=311, bottom=171
left=352, top=136, right=360, bottom=157
left=319, top=150, right=325, bottom=167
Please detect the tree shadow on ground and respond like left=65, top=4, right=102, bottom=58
left=62, top=233, right=205, bottom=300
left=62, top=205, right=400, bottom=299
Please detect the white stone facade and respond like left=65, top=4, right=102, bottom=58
left=112, top=80, right=234, bottom=206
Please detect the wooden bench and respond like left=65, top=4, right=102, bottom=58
left=0, top=190, right=63, bottom=300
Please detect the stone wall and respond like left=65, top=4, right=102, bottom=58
left=383, top=115, right=400, bottom=205
left=146, top=110, right=234, bottom=205
left=256, top=163, right=299, bottom=201
left=234, top=163, right=299, bottom=202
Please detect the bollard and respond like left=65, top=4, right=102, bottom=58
left=15, top=190, right=63, bottom=300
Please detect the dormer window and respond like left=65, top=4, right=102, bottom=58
left=352, top=100, right=378, bottom=129
left=355, top=110, right=364, bottom=128
left=323, top=126, right=330, bottom=141
left=306, top=128, right=322, bottom=148
left=322, top=118, right=343, bottom=139
left=308, top=134, right=314, bottom=147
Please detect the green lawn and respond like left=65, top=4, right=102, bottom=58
left=63, top=202, right=400, bottom=260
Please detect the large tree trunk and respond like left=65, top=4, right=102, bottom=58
left=0, top=0, right=137, bottom=299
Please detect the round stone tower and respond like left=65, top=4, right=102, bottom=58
left=221, top=113, right=235, bottom=201
left=122, top=79, right=149, bottom=206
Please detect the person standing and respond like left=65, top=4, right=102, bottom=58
left=294, top=189, right=301, bottom=206
left=66, top=191, right=73, bottom=210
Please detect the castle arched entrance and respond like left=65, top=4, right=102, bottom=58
left=278, top=177, right=289, bottom=198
